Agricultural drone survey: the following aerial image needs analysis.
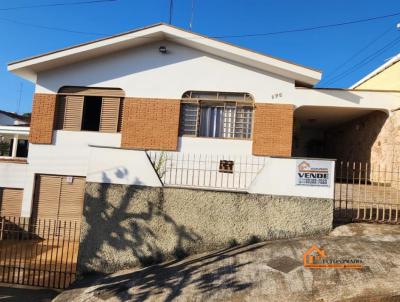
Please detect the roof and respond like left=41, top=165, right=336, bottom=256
left=8, top=23, right=322, bottom=85
left=0, top=110, right=30, bottom=124
left=350, top=53, right=400, bottom=89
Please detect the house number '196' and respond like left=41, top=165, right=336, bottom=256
left=272, top=93, right=283, bottom=100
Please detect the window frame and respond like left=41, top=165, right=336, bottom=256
left=55, top=86, right=125, bottom=133
left=179, top=91, right=254, bottom=140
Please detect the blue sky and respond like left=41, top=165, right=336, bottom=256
left=1, top=0, right=400, bottom=113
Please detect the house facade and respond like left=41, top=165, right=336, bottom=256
left=1, top=23, right=400, bottom=220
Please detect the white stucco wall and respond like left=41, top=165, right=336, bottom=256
left=0, top=162, right=28, bottom=188
left=178, top=137, right=252, bottom=155
left=17, top=130, right=163, bottom=216
left=249, top=157, right=335, bottom=199
left=27, top=130, right=121, bottom=176
left=293, top=88, right=400, bottom=111
left=19, top=130, right=121, bottom=216
left=86, top=146, right=161, bottom=187
left=36, top=40, right=294, bottom=102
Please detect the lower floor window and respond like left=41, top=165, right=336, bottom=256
left=0, top=137, right=28, bottom=158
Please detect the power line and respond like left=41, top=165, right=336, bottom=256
left=0, top=9, right=399, bottom=39
left=213, top=11, right=400, bottom=38
left=325, top=36, right=400, bottom=84
left=321, top=25, right=393, bottom=84
left=0, top=0, right=118, bottom=11
left=324, top=35, right=400, bottom=85
left=0, top=16, right=108, bottom=36
left=0, top=17, right=107, bottom=36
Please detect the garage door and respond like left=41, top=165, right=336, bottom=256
left=0, top=188, right=23, bottom=217
left=32, top=175, right=85, bottom=222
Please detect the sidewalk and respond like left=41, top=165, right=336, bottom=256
left=54, top=223, right=400, bottom=302
left=0, top=283, right=60, bottom=302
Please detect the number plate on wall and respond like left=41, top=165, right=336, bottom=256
left=219, top=160, right=234, bottom=173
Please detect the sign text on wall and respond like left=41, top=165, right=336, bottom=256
left=296, top=160, right=330, bottom=187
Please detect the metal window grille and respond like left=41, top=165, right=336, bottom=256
left=179, top=91, right=253, bottom=139
left=179, top=103, right=199, bottom=136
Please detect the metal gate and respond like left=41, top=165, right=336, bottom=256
left=334, top=161, right=400, bottom=224
left=0, top=216, right=80, bottom=289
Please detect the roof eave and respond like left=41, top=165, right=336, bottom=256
left=8, top=23, right=322, bottom=85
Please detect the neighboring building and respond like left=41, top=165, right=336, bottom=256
left=0, top=110, right=29, bottom=160
left=351, top=54, right=400, bottom=91
left=1, top=23, right=399, bottom=219
left=0, top=110, right=29, bottom=217
left=0, top=110, right=30, bottom=126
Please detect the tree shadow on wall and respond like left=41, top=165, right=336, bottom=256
left=76, top=168, right=255, bottom=300
left=78, top=169, right=201, bottom=272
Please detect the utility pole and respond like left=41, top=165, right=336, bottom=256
left=16, top=82, right=23, bottom=114
left=169, top=0, right=173, bottom=24
left=189, top=0, right=195, bottom=31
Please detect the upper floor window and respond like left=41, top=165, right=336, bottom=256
left=179, top=91, right=254, bottom=139
left=55, top=87, right=124, bottom=133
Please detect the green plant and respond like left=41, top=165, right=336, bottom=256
left=247, top=235, right=261, bottom=245
left=0, top=140, right=10, bottom=156
left=228, top=239, right=239, bottom=248
left=154, top=151, right=167, bottom=178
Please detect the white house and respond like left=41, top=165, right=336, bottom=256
left=1, top=23, right=399, bottom=220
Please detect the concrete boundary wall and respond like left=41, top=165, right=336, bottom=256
left=78, top=183, right=333, bottom=274
left=249, top=157, right=335, bottom=199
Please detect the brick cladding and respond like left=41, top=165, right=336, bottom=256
left=252, top=103, right=294, bottom=157
left=29, top=93, right=57, bottom=144
left=121, top=98, right=181, bottom=150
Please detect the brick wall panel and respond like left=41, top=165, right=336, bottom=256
left=121, top=98, right=180, bottom=150
left=252, top=103, right=294, bottom=157
left=29, top=93, right=57, bottom=144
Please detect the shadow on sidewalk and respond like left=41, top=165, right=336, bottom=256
left=0, top=284, right=60, bottom=302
